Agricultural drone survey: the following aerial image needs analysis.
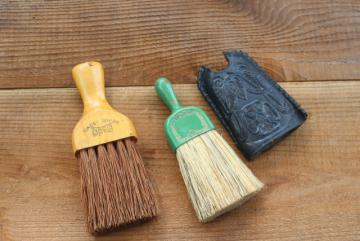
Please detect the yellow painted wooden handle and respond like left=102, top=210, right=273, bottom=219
left=72, top=62, right=137, bottom=153
left=72, top=62, right=112, bottom=115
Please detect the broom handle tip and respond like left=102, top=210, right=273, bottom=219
left=72, top=62, right=112, bottom=114
left=155, top=77, right=182, bottom=112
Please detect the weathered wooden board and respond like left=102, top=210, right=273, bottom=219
left=0, top=82, right=359, bottom=240
left=1, top=0, right=360, bottom=88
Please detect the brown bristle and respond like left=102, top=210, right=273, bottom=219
left=76, top=138, right=158, bottom=234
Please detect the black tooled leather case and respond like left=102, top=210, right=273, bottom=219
left=198, top=51, right=307, bottom=159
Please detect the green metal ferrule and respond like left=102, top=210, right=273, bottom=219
left=155, top=77, right=215, bottom=151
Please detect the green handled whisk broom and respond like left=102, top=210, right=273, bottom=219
left=155, top=77, right=264, bottom=222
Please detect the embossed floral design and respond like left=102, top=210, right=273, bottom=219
left=236, top=64, right=265, bottom=94
left=265, top=93, right=290, bottom=113
left=212, top=72, right=247, bottom=115
left=230, top=111, right=248, bottom=141
left=242, top=101, right=280, bottom=136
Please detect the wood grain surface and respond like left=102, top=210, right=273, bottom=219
left=1, top=0, right=360, bottom=88
left=0, top=82, right=359, bottom=241
left=1, top=1, right=360, bottom=240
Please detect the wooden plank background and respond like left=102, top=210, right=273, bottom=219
left=0, top=82, right=359, bottom=240
left=0, top=0, right=360, bottom=88
left=0, top=0, right=360, bottom=240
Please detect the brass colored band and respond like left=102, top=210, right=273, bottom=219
left=72, top=109, right=137, bottom=152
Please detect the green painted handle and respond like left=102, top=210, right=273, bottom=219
left=155, top=77, right=182, bottom=112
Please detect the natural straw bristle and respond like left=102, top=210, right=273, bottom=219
left=76, top=138, right=157, bottom=234
left=176, top=130, right=263, bottom=222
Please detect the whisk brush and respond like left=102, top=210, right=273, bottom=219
left=72, top=62, right=157, bottom=234
left=155, top=77, right=263, bottom=222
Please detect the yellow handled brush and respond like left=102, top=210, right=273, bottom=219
left=72, top=62, right=157, bottom=234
